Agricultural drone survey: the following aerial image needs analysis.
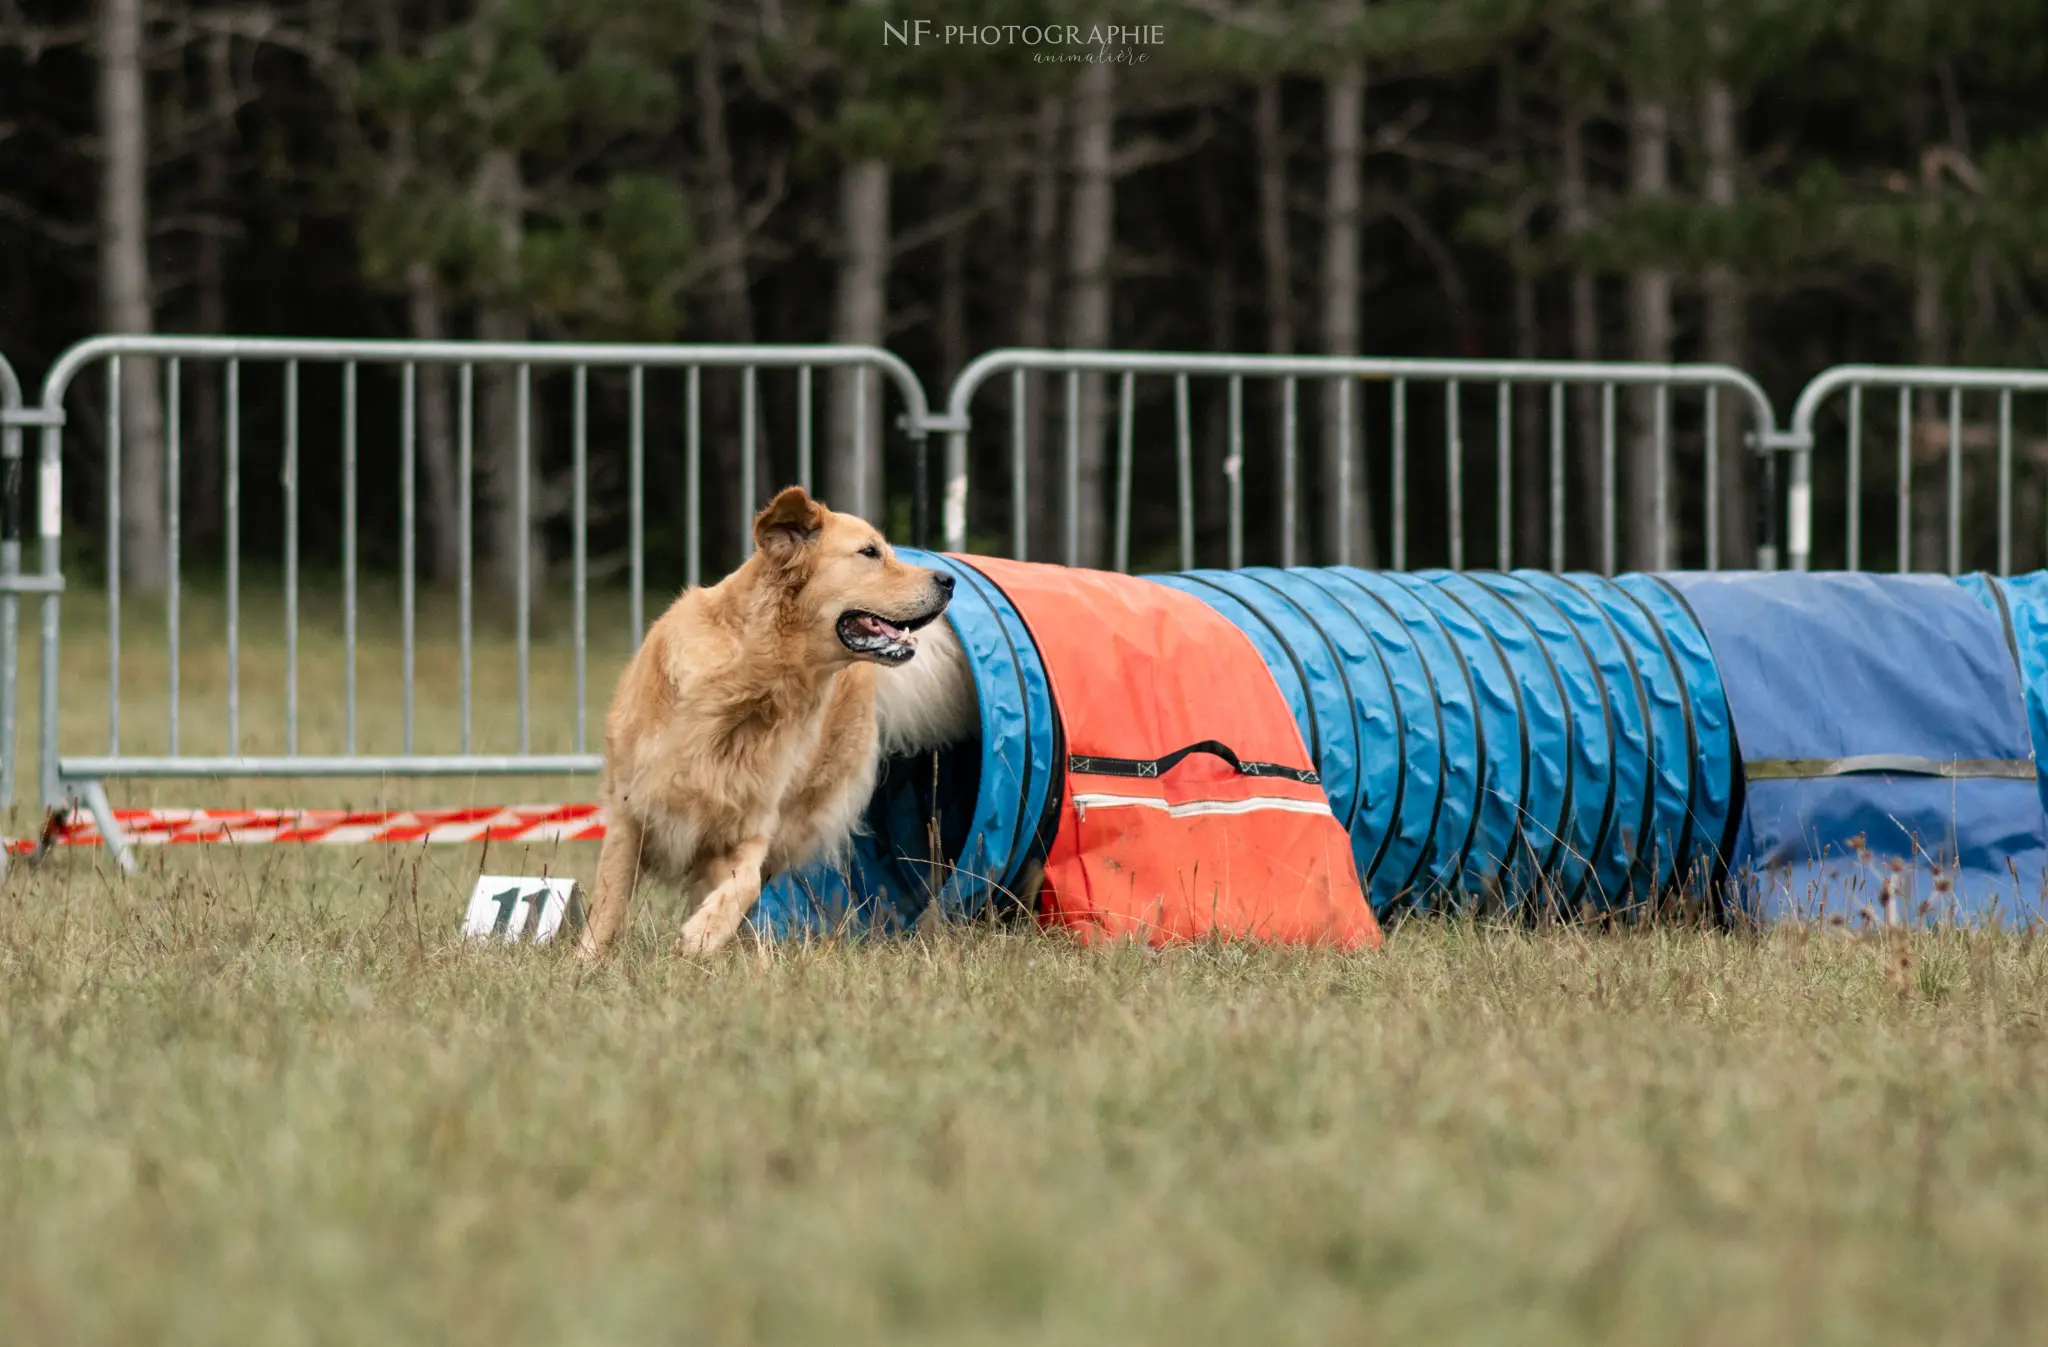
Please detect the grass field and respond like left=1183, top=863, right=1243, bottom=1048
left=5, top=588, right=2048, bottom=1344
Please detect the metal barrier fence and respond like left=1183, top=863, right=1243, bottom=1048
left=10, top=336, right=931, bottom=865
left=1783, top=365, right=2048, bottom=575
left=937, top=350, right=1781, bottom=574
left=7, top=331, right=2048, bottom=868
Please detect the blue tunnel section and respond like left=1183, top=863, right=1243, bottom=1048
left=1150, top=569, right=1736, bottom=918
left=755, top=558, right=2048, bottom=936
left=1684, top=570, right=2048, bottom=926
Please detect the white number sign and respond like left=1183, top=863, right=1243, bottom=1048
left=461, top=876, right=585, bottom=944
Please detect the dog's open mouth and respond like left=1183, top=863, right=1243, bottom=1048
left=837, top=607, right=940, bottom=664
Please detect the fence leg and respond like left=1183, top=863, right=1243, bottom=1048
left=81, top=782, right=133, bottom=873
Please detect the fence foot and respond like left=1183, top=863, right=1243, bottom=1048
left=33, top=782, right=133, bottom=874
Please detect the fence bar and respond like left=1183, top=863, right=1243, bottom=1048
left=1548, top=382, right=1564, bottom=573
left=167, top=358, right=181, bottom=757
left=35, top=408, right=60, bottom=811
left=61, top=753, right=603, bottom=779
left=1600, top=383, right=1616, bottom=576
left=1706, top=388, right=1722, bottom=572
left=742, top=365, right=758, bottom=536
left=573, top=366, right=588, bottom=753
left=1496, top=381, right=1511, bottom=569
left=1653, top=383, right=1671, bottom=570
left=1999, top=390, right=2013, bottom=576
left=852, top=367, right=869, bottom=522
left=458, top=364, right=474, bottom=752
left=1391, top=378, right=1407, bottom=570
left=1336, top=377, right=1354, bottom=567
left=1896, top=387, right=1910, bottom=573
left=1947, top=387, right=1961, bottom=575
left=1065, top=371, right=1081, bottom=568
left=1227, top=376, right=1245, bottom=570
left=797, top=365, right=813, bottom=492
left=686, top=367, right=701, bottom=588
left=1281, top=376, right=1298, bottom=568
left=1174, top=374, right=1194, bottom=570
left=1114, top=371, right=1134, bottom=573
left=1011, top=368, right=1028, bottom=560
left=1844, top=385, right=1861, bottom=571
left=401, top=362, right=416, bottom=755
left=516, top=363, right=531, bottom=755
left=0, top=366, right=18, bottom=808
left=629, top=367, right=644, bottom=640
left=1446, top=380, right=1463, bottom=571
left=225, top=360, right=240, bottom=753
left=106, top=358, right=120, bottom=756
left=283, top=361, right=299, bottom=755
left=344, top=362, right=357, bottom=753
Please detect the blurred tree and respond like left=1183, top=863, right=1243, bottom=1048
left=353, top=0, right=698, bottom=602
left=99, top=0, right=167, bottom=591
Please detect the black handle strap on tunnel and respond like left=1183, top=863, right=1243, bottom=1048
left=1070, top=740, right=1320, bottom=785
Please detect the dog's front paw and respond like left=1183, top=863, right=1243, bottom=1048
left=674, top=911, right=733, bottom=958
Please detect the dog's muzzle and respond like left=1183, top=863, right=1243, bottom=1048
left=837, top=597, right=946, bottom=665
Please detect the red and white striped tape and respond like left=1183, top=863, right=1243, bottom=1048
left=8, top=804, right=606, bottom=855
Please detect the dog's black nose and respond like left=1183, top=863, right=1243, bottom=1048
left=933, top=571, right=955, bottom=594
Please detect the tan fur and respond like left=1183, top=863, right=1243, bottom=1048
left=873, top=615, right=977, bottom=756
left=578, top=486, right=955, bottom=959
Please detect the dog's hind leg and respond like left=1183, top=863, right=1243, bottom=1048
left=579, top=809, right=645, bottom=961
left=675, top=835, right=772, bottom=957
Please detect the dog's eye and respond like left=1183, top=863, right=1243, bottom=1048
left=858, top=544, right=881, bottom=559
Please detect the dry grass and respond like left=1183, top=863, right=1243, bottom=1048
left=3, top=590, right=2048, bottom=1344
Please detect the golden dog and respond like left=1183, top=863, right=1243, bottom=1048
left=578, top=486, right=961, bottom=959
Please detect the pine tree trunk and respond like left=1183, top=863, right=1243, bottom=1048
left=694, top=32, right=762, bottom=550
left=100, top=0, right=166, bottom=593
left=1910, top=86, right=1946, bottom=573
left=1504, top=60, right=1542, bottom=568
left=1701, top=54, right=1753, bottom=567
left=1256, top=81, right=1294, bottom=361
left=1256, top=78, right=1296, bottom=564
left=1320, top=48, right=1374, bottom=566
left=189, top=28, right=233, bottom=549
left=1065, top=57, right=1115, bottom=568
left=1198, top=145, right=1234, bottom=564
left=1561, top=103, right=1601, bottom=570
left=406, top=262, right=462, bottom=585
left=832, top=159, right=889, bottom=524
left=939, top=212, right=967, bottom=387
left=1017, top=94, right=1064, bottom=560
left=474, top=146, right=541, bottom=613
left=1626, top=0, right=1673, bottom=572
left=1513, top=273, right=1544, bottom=568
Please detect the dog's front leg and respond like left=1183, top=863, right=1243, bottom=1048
left=579, top=808, right=644, bottom=961
left=675, top=835, right=772, bottom=957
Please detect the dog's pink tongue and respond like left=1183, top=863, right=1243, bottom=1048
left=865, top=615, right=909, bottom=640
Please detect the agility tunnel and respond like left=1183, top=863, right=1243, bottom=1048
left=755, top=556, right=2048, bottom=938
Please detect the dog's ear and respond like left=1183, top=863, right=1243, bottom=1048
left=753, top=486, right=826, bottom=562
